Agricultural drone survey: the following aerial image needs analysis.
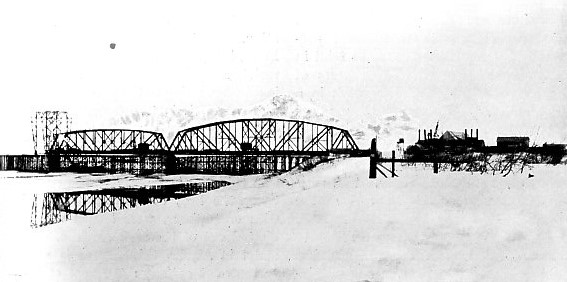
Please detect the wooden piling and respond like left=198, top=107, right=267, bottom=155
left=369, top=138, right=377, bottom=179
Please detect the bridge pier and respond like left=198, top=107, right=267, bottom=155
left=164, top=154, right=177, bottom=174
left=46, top=151, right=61, bottom=172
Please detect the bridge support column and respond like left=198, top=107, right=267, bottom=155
left=164, top=154, right=177, bottom=174
left=138, top=155, right=145, bottom=175
left=272, top=156, right=278, bottom=172
left=47, top=151, right=61, bottom=172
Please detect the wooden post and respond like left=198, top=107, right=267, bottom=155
left=391, top=150, right=396, bottom=177
left=369, top=138, right=377, bottom=179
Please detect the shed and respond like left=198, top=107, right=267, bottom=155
left=497, top=137, right=529, bottom=148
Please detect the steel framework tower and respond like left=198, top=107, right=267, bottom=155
left=31, top=111, right=71, bottom=154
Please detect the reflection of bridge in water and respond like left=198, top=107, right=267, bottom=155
left=30, top=181, right=231, bottom=228
left=2, top=118, right=361, bottom=175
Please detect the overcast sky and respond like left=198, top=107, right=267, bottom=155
left=0, top=0, right=565, bottom=153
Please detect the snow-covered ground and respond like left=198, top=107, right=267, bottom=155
left=1, top=158, right=567, bottom=281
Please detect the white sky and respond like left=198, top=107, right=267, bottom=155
left=0, top=0, right=566, bottom=153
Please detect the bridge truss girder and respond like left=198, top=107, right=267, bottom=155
left=170, top=118, right=359, bottom=154
left=52, top=129, right=169, bottom=153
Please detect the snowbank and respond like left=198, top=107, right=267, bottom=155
left=1, top=158, right=567, bottom=281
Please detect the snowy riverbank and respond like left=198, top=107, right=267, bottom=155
left=1, top=158, right=566, bottom=281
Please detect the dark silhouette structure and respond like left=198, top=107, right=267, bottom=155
left=171, top=118, right=358, bottom=153
left=52, top=129, right=170, bottom=153
left=3, top=118, right=360, bottom=175
left=406, top=128, right=485, bottom=159
left=170, top=118, right=359, bottom=174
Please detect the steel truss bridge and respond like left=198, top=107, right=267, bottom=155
left=53, top=129, right=169, bottom=153
left=17, top=118, right=360, bottom=175
left=170, top=118, right=359, bottom=154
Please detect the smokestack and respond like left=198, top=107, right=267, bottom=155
left=424, top=129, right=427, bottom=140
left=429, top=129, right=433, bottom=139
left=418, top=130, right=421, bottom=141
left=476, top=129, right=478, bottom=139
left=470, top=129, right=473, bottom=139
left=465, top=129, right=468, bottom=138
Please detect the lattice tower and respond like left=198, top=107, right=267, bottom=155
left=31, top=111, right=71, bottom=154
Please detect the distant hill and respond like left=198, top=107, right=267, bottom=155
left=105, top=94, right=419, bottom=151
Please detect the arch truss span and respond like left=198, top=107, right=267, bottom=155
left=52, top=129, right=169, bottom=153
left=170, top=118, right=359, bottom=154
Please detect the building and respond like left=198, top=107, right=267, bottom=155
left=496, top=137, right=530, bottom=149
